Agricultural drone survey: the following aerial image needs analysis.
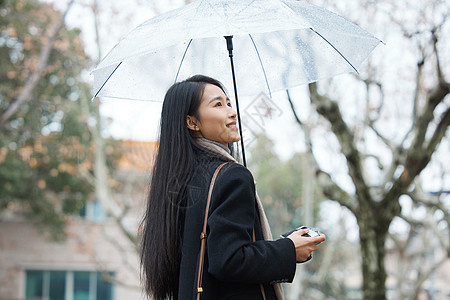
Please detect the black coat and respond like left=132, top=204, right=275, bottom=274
left=177, top=159, right=296, bottom=299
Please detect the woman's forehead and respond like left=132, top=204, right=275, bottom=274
left=202, top=83, right=228, bottom=103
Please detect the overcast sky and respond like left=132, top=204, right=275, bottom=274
left=52, top=0, right=448, bottom=191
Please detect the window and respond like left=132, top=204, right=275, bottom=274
left=25, top=270, right=113, bottom=300
left=78, top=200, right=107, bottom=221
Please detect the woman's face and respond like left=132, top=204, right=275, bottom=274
left=187, top=83, right=241, bottom=146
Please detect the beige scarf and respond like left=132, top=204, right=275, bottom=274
left=197, top=139, right=285, bottom=300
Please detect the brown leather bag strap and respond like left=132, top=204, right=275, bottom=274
left=196, top=162, right=266, bottom=300
left=196, top=162, right=228, bottom=299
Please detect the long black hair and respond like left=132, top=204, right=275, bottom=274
left=140, top=75, right=231, bottom=299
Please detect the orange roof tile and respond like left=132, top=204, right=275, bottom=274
left=117, top=140, right=158, bottom=172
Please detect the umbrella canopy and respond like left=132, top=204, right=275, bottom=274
left=92, top=0, right=381, bottom=102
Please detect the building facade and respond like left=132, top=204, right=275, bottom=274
left=0, top=140, right=157, bottom=300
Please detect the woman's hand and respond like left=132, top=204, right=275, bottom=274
left=287, top=228, right=326, bottom=262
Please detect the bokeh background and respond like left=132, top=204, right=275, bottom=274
left=0, top=0, right=449, bottom=299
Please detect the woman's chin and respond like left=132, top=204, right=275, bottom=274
left=230, top=135, right=241, bottom=143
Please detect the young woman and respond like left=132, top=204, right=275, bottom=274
left=140, top=75, right=325, bottom=300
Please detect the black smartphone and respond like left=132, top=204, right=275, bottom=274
left=280, top=226, right=321, bottom=240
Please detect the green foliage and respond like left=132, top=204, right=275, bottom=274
left=248, top=135, right=322, bottom=236
left=0, top=0, right=102, bottom=239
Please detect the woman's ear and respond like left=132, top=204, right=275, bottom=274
left=186, top=115, right=199, bottom=131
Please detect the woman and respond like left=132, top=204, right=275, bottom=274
left=140, top=75, right=325, bottom=300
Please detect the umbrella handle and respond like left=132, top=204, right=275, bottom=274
left=224, top=36, right=247, bottom=167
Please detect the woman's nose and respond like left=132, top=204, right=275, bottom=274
left=228, top=107, right=237, bottom=118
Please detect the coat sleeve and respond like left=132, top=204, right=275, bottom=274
left=206, top=164, right=297, bottom=284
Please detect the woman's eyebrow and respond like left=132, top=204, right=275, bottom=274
left=208, top=96, right=229, bottom=104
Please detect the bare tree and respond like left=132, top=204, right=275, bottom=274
left=389, top=188, right=449, bottom=300
left=286, top=0, right=450, bottom=299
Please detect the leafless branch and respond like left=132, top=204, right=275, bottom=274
left=379, top=19, right=449, bottom=216
left=411, top=256, right=448, bottom=298
left=369, top=119, right=395, bottom=148
left=360, top=76, right=394, bottom=157
left=388, top=230, right=406, bottom=250
left=427, top=106, right=450, bottom=154
left=401, top=188, right=450, bottom=259
left=308, top=83, right=372, bottom=206
left=382, top=81, right=449, bottom=207
left=286, top=89, right=357, bottom=213
left=391, top=204, right=449, bottom=299
left=397, top=214, right=423, bottom=227
left=315, top=170, right=357, bottom=213
left=412, top=52, right=425, bottom=121
left=432, top=25, right=447, bottom=83
left=363, top=153, right=384, bottom=171
left=406, top=189, right=450, bottom=226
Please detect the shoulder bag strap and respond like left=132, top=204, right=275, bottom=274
left=196, top=162, right=228, bottom=299
left=196, top=162, right=267, bottom=300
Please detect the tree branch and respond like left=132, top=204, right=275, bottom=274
left=381, top=54, right=423, bottom=191
left=412, top=256, right=448, bottom=299
left=286, top=89, right=357, bottom=213
left=0, top=0, right=75, bottom=126
left=427, top=106, right=450, bottom=154
left=431, top=26, right=445, bottom=83
left=316, top=170, right=357, bottom=213
left=382, top=81, right=449, bottom=206
left=308, top=83, right=372, bottom=207
left=412, top=54, right=425, bottom=120
left=406, top=189, right=450, bottom=228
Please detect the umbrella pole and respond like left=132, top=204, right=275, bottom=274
left=225, top=36, right=247, bottom=167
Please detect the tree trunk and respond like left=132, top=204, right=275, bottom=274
left=357, top=204, right=390, bottom=300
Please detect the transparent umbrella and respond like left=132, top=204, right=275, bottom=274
left=92, top=0, right=381, bottom=165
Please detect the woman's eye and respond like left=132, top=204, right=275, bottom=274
left=227, top=102, right=232, bottom=107
left=214, top=102, right=222, bottom=107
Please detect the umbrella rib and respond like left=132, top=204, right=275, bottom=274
left=309, top=28, right=359, bottom=74
left=175, top=39, right=193, bottom=83
left=249, top=34, right=272, bottom=98
left=93, top=62, right=123, bottom=100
